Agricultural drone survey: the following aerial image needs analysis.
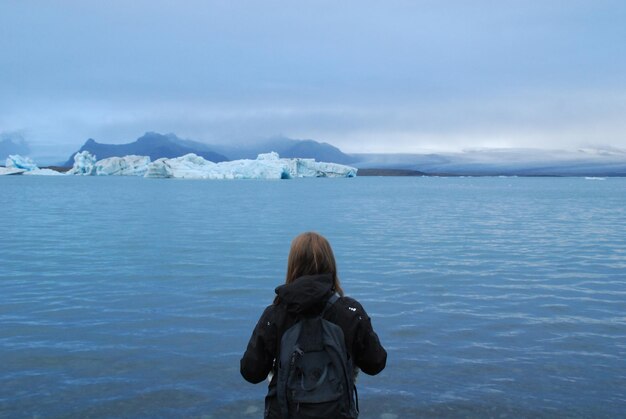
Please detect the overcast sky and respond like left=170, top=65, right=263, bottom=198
left=2, top=0, right=626, bottom=161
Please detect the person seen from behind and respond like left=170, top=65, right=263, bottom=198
left=241, top=231, right=387, bottom=418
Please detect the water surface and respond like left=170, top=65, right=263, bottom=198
left=1, top=176, right=625, bottom=417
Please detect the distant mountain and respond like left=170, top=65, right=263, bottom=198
left=63, top=133, right=356, bottom=167
left=280, top=139, right=356, bottom=164
left=201, top=136, right=357, bottom=164
left=53, top=133, right=626, bottom=176
left=351, top=148, right=626, bottom=176
left=64, top=132, right=228, bottom=167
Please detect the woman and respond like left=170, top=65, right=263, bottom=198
left=241, top=232, right=387, bottom=418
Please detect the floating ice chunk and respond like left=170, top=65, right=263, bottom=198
left=3, top=155, right=63, bottom=175
left=2, top=155, right=63, bottom=175
left=144, top=158, right=173, bottom=178
left=256, top=151, right=280, bottom=161
left=67, top=151, right=97, bottom=175
left=145, top=153, right=218, bottom=178
left=62, top=150, right=356, bottom=179
left=95, top=155, right=151, bottom=176
left=6, top=154, right=38, bottom=171
left=23, top=168, right=63, bottom=176
left=144, top=152, right=356, bottom=179
left=145, top=153, right=289, bottom=179
left=0, top=167, right=25, bottom=175
left=283, top=158, right=357, bottom=178
left=310, top=161, right=357, bottom=177
left=215, top=157, right=289, bottom=179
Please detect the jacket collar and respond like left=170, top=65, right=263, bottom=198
left=275, top=273, right=334, bottom=315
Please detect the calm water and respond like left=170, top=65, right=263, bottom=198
left=1, top=176, right=625, bottom=418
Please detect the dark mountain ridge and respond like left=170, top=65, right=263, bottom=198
left=173, top=136, right=356, bottom=165
left=63, top=132, right=356, bottom=167
left=64, top=133, right=228, bottom=167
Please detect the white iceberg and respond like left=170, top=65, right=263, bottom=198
left=143, top=152, right=356, bottom=179
left=145, top=154, right=218, bottom=178
left=0, top=167, right=25, bottom=175
left=283, top=159, right=358, bottom=178
left=259, top=155, right=357, bottom=178
left=1, top=155, right=64, bottom=175
left=67, top=151, right=97, bottom=175
left=144, top=153, right=288, bottom=180
left=254, top=151, right=357, bottom=178
left=209, top=156, right=289, bottom=179
left=257, top=151, right=280, bottom=161
left=65, top=150, right=357, bottom=179
left=6, top=154, right=38, bottom=171
left=95, top=155, right=151, bottom=176
left=23, top=168, right=63, bottom=176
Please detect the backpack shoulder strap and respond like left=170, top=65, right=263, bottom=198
left=321, top=292, right=340, bottom=318
left=277, top=320, right=304, bottom=418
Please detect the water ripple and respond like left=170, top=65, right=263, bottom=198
left=1, top=176, right=625, bottom=417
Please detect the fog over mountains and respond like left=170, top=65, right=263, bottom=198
left=0, top=133, right=30, bottom=158
left=3, top=131, right=626, bottom=176
left=353, top=147, right=626, bottom=176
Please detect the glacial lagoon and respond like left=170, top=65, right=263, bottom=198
left=1, top=175, right=625, bottom=417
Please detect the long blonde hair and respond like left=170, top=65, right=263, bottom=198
left=274, top=232, right=344, bottom=304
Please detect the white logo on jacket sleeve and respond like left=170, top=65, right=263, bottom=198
left=348, top=307, right=357, bottom=312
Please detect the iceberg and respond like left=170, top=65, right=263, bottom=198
left=145, top=153, right=218, bottom=179
left=0, top=167, right=25, bottom=175
left=144, top=153, right=288, bottom=179
left=65, top=150, right=357, bottom=179
left=143, top=152, right=356, bottom=179
left=283, top=159, right=358, bottom=178
left=2, top=151, right=356, bottom=179
left=95, top=155, right=151, bottom=176
left=6, top=154, right=38, bottom=171
left=23, top=168, right=63, bottom=176
left=1, top=155, right=63, bottom=175
left=205, top=155, right=289, bottom=179
left=67, top=151, right=97, bottom=175
left=254, top=152, right=357, bottom=178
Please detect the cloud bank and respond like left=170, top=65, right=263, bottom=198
left=1, top=0, right=625, bottom=162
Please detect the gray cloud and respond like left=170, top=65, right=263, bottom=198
left=1, top=0, right=626, bottom=162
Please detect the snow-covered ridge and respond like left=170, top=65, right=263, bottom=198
left=2, top=152, right=358, bottom=179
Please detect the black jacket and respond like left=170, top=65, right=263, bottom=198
left=240, top=274, right=387, bottom=385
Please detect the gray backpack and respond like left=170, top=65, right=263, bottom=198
left=276, top=293, right=358, bottom=418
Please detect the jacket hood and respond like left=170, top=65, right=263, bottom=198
left=275, top=273, right=334, bottom=315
